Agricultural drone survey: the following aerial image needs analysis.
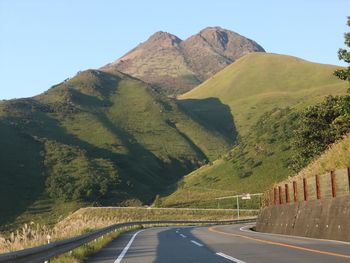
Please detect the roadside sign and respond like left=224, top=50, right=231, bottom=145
left=241, top=193, right=251, bottom=200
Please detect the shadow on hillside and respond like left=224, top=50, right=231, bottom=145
left=0, top=96, right=238, bottom=226
left=0, top=121, right=45, bottom=228
left=0, top=110, right=156, bottom=226
left=165, top=119, right=207, bottom=162
left=159, top=98, right=238, bottom=198
left=94, top=112, right=202, bottom=184
left=0, top=105, right=208, bottom=226
left=177, top=98, right=237, bottom=145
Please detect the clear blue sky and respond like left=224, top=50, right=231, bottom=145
left=0, top=0, right=349, bottom=99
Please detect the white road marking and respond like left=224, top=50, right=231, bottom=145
left=190, top=240, right=204, bottom=247
left=114, top=229, right=144, bottom=263
left=180, top=234, right=187, bottom=238
left=239, top=225, right=255, bottom=233
left=216, top=252, right=246, bottom=263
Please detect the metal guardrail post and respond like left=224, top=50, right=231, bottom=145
left=331, top=171, right=336, bottom=198
left=303, top=178, right=308, bottom=201
left=293, top=181, right=298, bottom=202
left=285, top=184, right=289, bottom=203
left=347, top=167, right=350, bottom=193
left=315, top=174, right=321, bottom=200
left=274, top=188, right=277, bottom=205
left=278, top=186, right=283, bottom=205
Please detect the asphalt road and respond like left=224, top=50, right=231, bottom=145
left=84, top=224, right=350, bottom=263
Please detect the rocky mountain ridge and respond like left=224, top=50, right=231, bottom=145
left=103, top=27, right=265, bottom=94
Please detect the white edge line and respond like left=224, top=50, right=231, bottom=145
left=114, top=229, right=144, bottom=263
left=180, top=234, right=187, bottom=238
left=239, top=225, right=350, bottom=245
left=190, top=240, right=204, bottom=247
left=216, top=252, right=246, bottom=263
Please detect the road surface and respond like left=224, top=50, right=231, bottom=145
left=84, top=224, right=350, bottom=263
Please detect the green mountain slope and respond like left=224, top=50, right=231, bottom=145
left=181, top=52, right=347, bottom=136
left=0, top=69, right=234, bottom=227
left=162, top=53, right=348, bottom=207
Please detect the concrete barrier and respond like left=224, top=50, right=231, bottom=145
left=256, top=195, right=350, bottom=241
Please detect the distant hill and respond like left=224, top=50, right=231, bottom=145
left=181, top=53, right=347, bottom=136
left=162, top=53, right=348, bottom=207
left=0, top=69, right=234, bottom=227
left=102, top=27, right=265, bottom=95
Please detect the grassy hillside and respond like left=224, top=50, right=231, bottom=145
left=263, top=133, right=350, bottom=204
left=2, top=52, right=347, bottom=227
left=0, top=70, right=234, bottom=228
left=295, top=133, right=350, bottom=179
left=162, top=53, right=348, bottom=207
left=181, top=53, right=346, bottom=136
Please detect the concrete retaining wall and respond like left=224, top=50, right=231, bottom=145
left=256, top=195, right=350, bottom=241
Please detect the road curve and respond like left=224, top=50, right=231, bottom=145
left=84, top=224, right=350, bottom=263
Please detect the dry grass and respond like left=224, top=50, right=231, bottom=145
left=50, top=226, right=140, bottom=263
left=0, top=206, right=256, bottom=254
left=0, top=222, right=54, bottom=253
left=262, top=134, right=350, bottom=205
left=294, top=134, right=350, bottom=180
left=56, top=207, right=256, bottom=233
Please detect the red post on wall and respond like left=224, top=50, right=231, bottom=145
left=278, top=186, right=283, bottom=205
left=273, top=188, right=277, bottom=205
left=285, top=184, right=289, bottom=203
left=315, top=174, right=321, bottom=200
left=347, top=167, right=350, bottom=193
left=271, top=189, right=274, bottom=206
left=293, top=181, right=298, bottom=202
left=331, top=171, right=336, bottom=198
left=303, top=178, right=308, bottom=201
left=266, top=190, right=271, bottom=207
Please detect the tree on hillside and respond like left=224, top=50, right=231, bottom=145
left=333, top=17, right=350, bottom=123
left=291, top=96, right=350, bottom=171
left=291, top=17, right=350, bottom=171
left=334, top=17, right=350, bottom=86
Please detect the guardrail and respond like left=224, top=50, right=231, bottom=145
left=263, top=168, right=350, bottom=207
left=0, top=218, right=256, bottom=263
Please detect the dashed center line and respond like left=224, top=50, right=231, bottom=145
left=190, top=240, right=204, bottom=247
left=180, top=234, right=187, bottom=238
left=216, top=252, right=246, bottom=263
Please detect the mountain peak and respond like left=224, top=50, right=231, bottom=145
left=196, top=26, right=232, bottom=49
left=200, top=26, right=225, bottom=32
left=147, top=31, right=182, bottom=47
left=103, top=27, right=265, bottom=95
left=192, top=26, right=264, bottom=54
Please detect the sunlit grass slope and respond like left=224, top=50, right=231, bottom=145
left=163, top=53, right=348, bottom=207
left=180, top=52, right=347, bottom=136
left=295, top=133, right=350, bottom=179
